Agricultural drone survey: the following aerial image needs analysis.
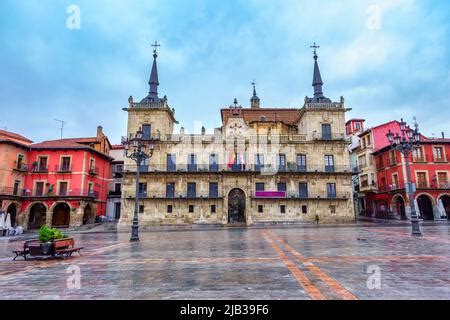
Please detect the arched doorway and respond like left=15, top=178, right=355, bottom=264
left=52, top=203, right=70, bottom=227
left=82, top=204, right=93, bottom=225
left=228, top=188, right=246, bottom=223
left=28, top=203, right=47, bottom=230
left=417, top=195, right=434, bottom=220
left=6, top=203, right=17, bottom=227
left=393, top=196, right=406, bottom=220
left=438, top=195, right=450, bottom=219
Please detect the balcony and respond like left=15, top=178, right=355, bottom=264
left=0, top=187, right=99, bottom=198
left=412, top=155, right=429, bottom=163
left=88, top=166, right=99, bottom=175
left=108, top=190, right=122, bottom=196
left=13, top=163, right=29, bottom=172
left=312, top=133, right=346, bottom=141
left=31, top=165, right=48, bottom=173
left=434, top=157, right=447, bottom=163
left=56, top=164, right=72, bottom=173
left=123, top=164, right=353, bottom=174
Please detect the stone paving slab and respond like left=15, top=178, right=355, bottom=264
left=0, top=224, right=449, bottom=300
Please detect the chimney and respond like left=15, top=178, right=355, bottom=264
left=442, top=132, right=445, bottom=139
left=97, top=126, right=103, bottom=139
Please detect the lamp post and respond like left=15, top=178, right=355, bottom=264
left=386, top=118, right=422, bottom=236
left=122, top=127, right=156, bottom=242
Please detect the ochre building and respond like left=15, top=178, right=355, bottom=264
left=119, top=47, right=354, bottom=226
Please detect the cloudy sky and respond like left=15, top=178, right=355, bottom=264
left=0, top=0, right=449, bottom=143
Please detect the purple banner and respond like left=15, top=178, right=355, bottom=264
left=255, top=191, right=286, bottom=198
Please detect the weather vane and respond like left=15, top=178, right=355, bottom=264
left=151, top=41, right=160, bottom=55
left=310, top=42, right=320, bottom=56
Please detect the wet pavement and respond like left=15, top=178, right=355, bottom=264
left=0, top=223, right=449, bottom=300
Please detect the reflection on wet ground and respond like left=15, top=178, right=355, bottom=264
left=0, top=224, right=449, bottom=299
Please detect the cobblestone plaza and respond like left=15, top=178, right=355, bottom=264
left=1, top=223, right=449, bottom=300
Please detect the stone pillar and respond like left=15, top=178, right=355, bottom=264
left=45, top=211, right=52, bottom=227
left=70, top=208, right=83, bottom=228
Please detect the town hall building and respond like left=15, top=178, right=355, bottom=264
left=119, top=44, right=354, bottom=226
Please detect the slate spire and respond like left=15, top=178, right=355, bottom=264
left=307, top=43, right=331, bottom=103
left=141, top=41, right=161, bottom=103
left=250, top=81, right=260, bottom=108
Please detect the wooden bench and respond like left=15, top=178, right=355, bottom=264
left=12, top=239, right=40, bottom=261
left=53, top=238, right=84, bottom=259
left=12, top=238, right=83, bottom=260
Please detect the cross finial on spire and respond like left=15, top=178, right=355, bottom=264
left=151, top=41, right=160, bottom=56
left=310, top=42, right=320, bottom=59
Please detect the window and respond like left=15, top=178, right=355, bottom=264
left=188, top=154, right=197, bottom=172
left=358, top=155, right=366, bottom=168
left=360, top=174, right=368, bottom=188
left=59, top=182, right=68, bottom=196
left=296, top=154, right=307, bottom=172
left=327, top=183, right=336, bottom=198
left=166, top=183, right=175, bottom=198
left=37, top=156, right=48, bottom=172
left=434, top=147, right=445, bottom=162
left=114, top=183, right=121, bottom=193
left=380, top=177, right=386, bottom=190
left=255, top=183, right=265, bottom=192
left=35, top=182, right=44, bottom=196
left=280, top=205, right=286, bottom=214
left=355, top=123, right=360, bottom=131
left=187, top=183, right=196, bottom=198
left=413, top=147, right=424, bottom=162
left=167, top=154, right=176, bottom=171
left=322, top=124, right=332, bottom=140
left=115, top=164, right=123, bottom=173
left=302, top=205, right=307, bottom=214
left=209, top=154, right=218, bottom=172
left=167, top=205, right=173, bottom=213
left=392, top=174, right=399, bottom=189
left=209, top=182, right=218, bottom=198
left=13, top=180, right=20, bottom=196
left=188, top=205, right=194, bottom=213
left=416, top=172, right=427, bottom=188
left=211, top=205, right=216, bottom=213
left=88, top=182, right=94, bottom=196
left=258, top=205, right=263, bottom=213
left=389, top=150, right=397, bottom=165
left=378, top=155, right=385, bottom=168
left=330, top=206, right=336, bottom=214
left=16, top=155, right=24, bottom=170
left=60, top=156, right=71, bottom=171
left=299, top=182, right=308, bottom=198
left=277, top=182, right=287, bottom=192
left=142, top=124, right=151, bottom=139
left=366, top=135, right=371, bottom=146
left=438, top=172, right=448, bottom=188
left=277, top=154, right=286, bottom=172
left=139, top=205, right=144, bottom=213
left=138, top=183, right=147, bottom=197
left=325, top=155, right=335, bottom=172
left=255, top=154, right=264, bottom=171
left=89, top=158, right=95, bottom=170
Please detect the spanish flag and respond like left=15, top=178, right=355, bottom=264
left=228, top=150, right=236, bottom=168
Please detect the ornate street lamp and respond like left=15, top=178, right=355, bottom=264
left=386, top=118, right=422, bottom=235
left=122, top=127, right=157, bottom=242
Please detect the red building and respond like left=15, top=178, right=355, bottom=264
left=369, top=136, right=450, bottom=220
left=0, top=127, right=113, bottom=230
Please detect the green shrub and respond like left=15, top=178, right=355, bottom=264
left=38, top=226, right=67, bottom=243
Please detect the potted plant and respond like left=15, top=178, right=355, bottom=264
left=38, top=226, right=67, bottom=255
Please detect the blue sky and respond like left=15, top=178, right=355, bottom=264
left=0, top=0, right=449, bottom=143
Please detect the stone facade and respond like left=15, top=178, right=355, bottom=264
left=119, top=99, right=354, bottom=226
left=119, top=48, right=354, bottom=227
